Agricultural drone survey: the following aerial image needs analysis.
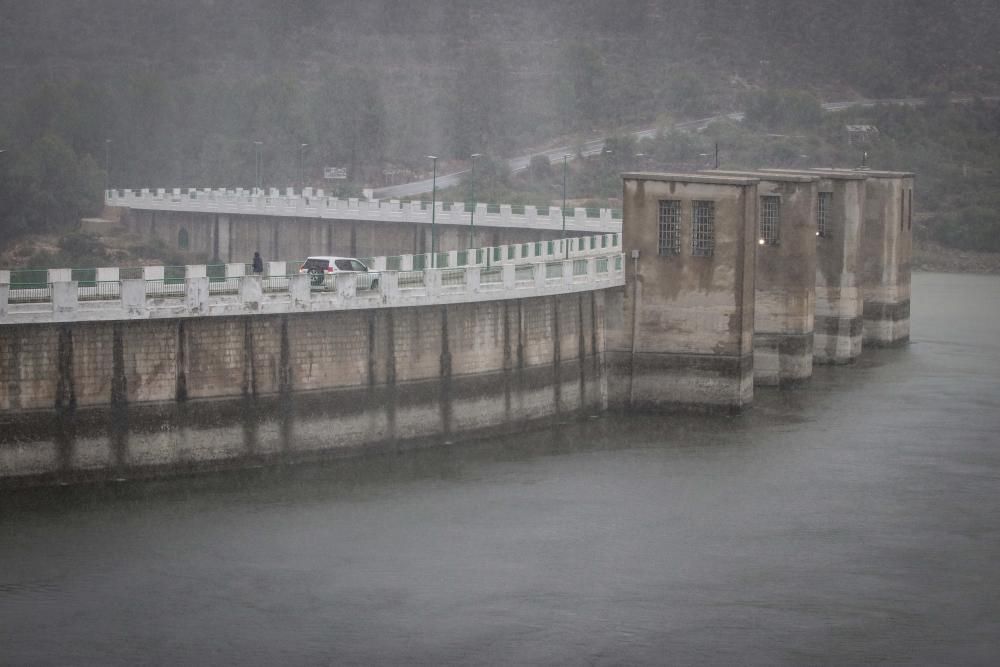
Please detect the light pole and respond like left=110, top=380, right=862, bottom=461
left=562, top=154, right=570, bottom=257
left=298, top=143, right=309, bottom=192
left=468, top=153, right=480, bottom=249
left=104, top=139, right=111, bottom=192
left=254, top=141, right=263, bottom=193
left=427, top=155, right=438, bottom=267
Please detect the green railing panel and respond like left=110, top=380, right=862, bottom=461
left=164, top=266, right=186, bottom=284
left=71, top=268, right=97, bottom=287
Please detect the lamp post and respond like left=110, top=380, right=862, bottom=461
left=104, top=139, right=112, bottom=193
left=254, top=141, right=263, bottom=193
left=562, top=154, right=570, bottom=257
left=298, top=143, right=309, bottom=192
left=427, top=155, right=438, bottom=267
left=468, top=153, right=480, bottom=249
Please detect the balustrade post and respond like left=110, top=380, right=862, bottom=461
left=534, top=262, right=546, bottom=289
left=121, top=279, right=147, bottom=315
left=380, top=271, right=399, bottom=300
left=240, top=274, right=263, bottom=306
left=51, top=281, right=78, bottom=316
left=562, top=259, right=573, bottom=287
left=424, top=268, right=441, bottom=297
left=400, top=255, right=414, bottom=271
left=502, top=264, right=515, bottom=290
left=587, top=257, right=597, bottom=282
left=185, top=276, right=209, bottom=312
left=0, top=284, right=8, bottom=317
left=335, top=272, right=356, bottom=301
left=466, top=267, right=481, bottom=293
left=288, top=273, right=311, bottom=308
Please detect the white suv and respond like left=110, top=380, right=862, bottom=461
left=299, top=256, right=379, bottom=290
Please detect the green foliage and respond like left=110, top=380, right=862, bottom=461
left=744, top=89, right=823, bottom=131
left=0, top=135, right=104, bottom=246
left=926, top=207, right=1000, bottom=252
left=528, top=155, right=554, bottom=182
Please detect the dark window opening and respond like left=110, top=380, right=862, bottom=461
left=760, top=196, right=780, bottom=245
left=692, top=201, right=714, bottom=257
left=658, top=200, right=681, bottom=256
left=817, top=192, right=832, bottom=238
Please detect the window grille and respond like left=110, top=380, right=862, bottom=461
left=692, top=201, right=714, bottom=256
left=817, top=192, right=832, bottom=238
left=760, top=196, right=780, bottom=245
left=658, top=200, right=681, bottom=255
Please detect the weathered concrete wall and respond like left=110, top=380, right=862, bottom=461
left=765, top=170, right=866, bottom=364
left=713, top=171, right=818, bottom=385
left=609, top=173, right=757, bottom=411
left=0, top=292, right=609, bottom=486
left=122, top=209, right=559, bottom=264
left=854, top=171, right=913, bottom=346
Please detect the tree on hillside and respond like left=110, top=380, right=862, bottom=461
left=0, top=136, right=103, bottom=245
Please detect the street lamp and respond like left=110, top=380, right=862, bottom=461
left=427, top=155, right=438, bottom=267
left=298, top=143, right=309, bottom=192
left=562, top=154, right=571, bottom=258
left=254, top=141, right=263, bottom=193
left=468, top=153, right=481, bottom=249
left=104, top=139, right=112, bottom=193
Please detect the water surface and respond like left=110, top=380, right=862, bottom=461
left=2, top=272, right=999, bottom=665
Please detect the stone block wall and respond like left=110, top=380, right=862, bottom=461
left=0, top=292, right=610, bottom=486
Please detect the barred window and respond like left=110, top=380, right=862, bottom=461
left=817, top=192, right=832, bottom=238
left=692, top=201, right=714, bottom=256
left=658, top=200, right=681, bottom=255
left=760, top=196, right=780, bottom=245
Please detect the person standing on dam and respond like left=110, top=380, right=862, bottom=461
left=252, top=251, right=264, bottom=274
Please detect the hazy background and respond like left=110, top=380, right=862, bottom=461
left=0, top=0, right=998, bottom=265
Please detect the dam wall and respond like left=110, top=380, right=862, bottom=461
left=0, top=291, right=613, bottom=487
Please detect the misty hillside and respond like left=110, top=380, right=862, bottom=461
left=2, top=0, right=998, bottom=183
left=1, top=0, right=999, bottom=263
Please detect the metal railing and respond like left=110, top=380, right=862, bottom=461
left=105, top=189, right=624, bottom=233
left=1, top=232, right=623, bottom=308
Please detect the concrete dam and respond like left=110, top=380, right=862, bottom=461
left=0, top=168, right=912, bottom=487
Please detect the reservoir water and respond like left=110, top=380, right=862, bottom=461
left=2, top=272, right=999, bottom=665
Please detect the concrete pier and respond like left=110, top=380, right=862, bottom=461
left=852, top=170, right=914, bottom=346
left=610, top=173, right=757, bottom=411
left=763, top=169, right=867, bottom=364
left=711, top=171, right=819, bottom=385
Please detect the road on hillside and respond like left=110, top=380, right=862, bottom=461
left=372, top=96, right=997, bottom=199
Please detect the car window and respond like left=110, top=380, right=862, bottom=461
left=350, top=260, right=368, bottom=272
left=334, top=259, right=354, bottom=271
left=303, top=258, right=329, bottom=271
